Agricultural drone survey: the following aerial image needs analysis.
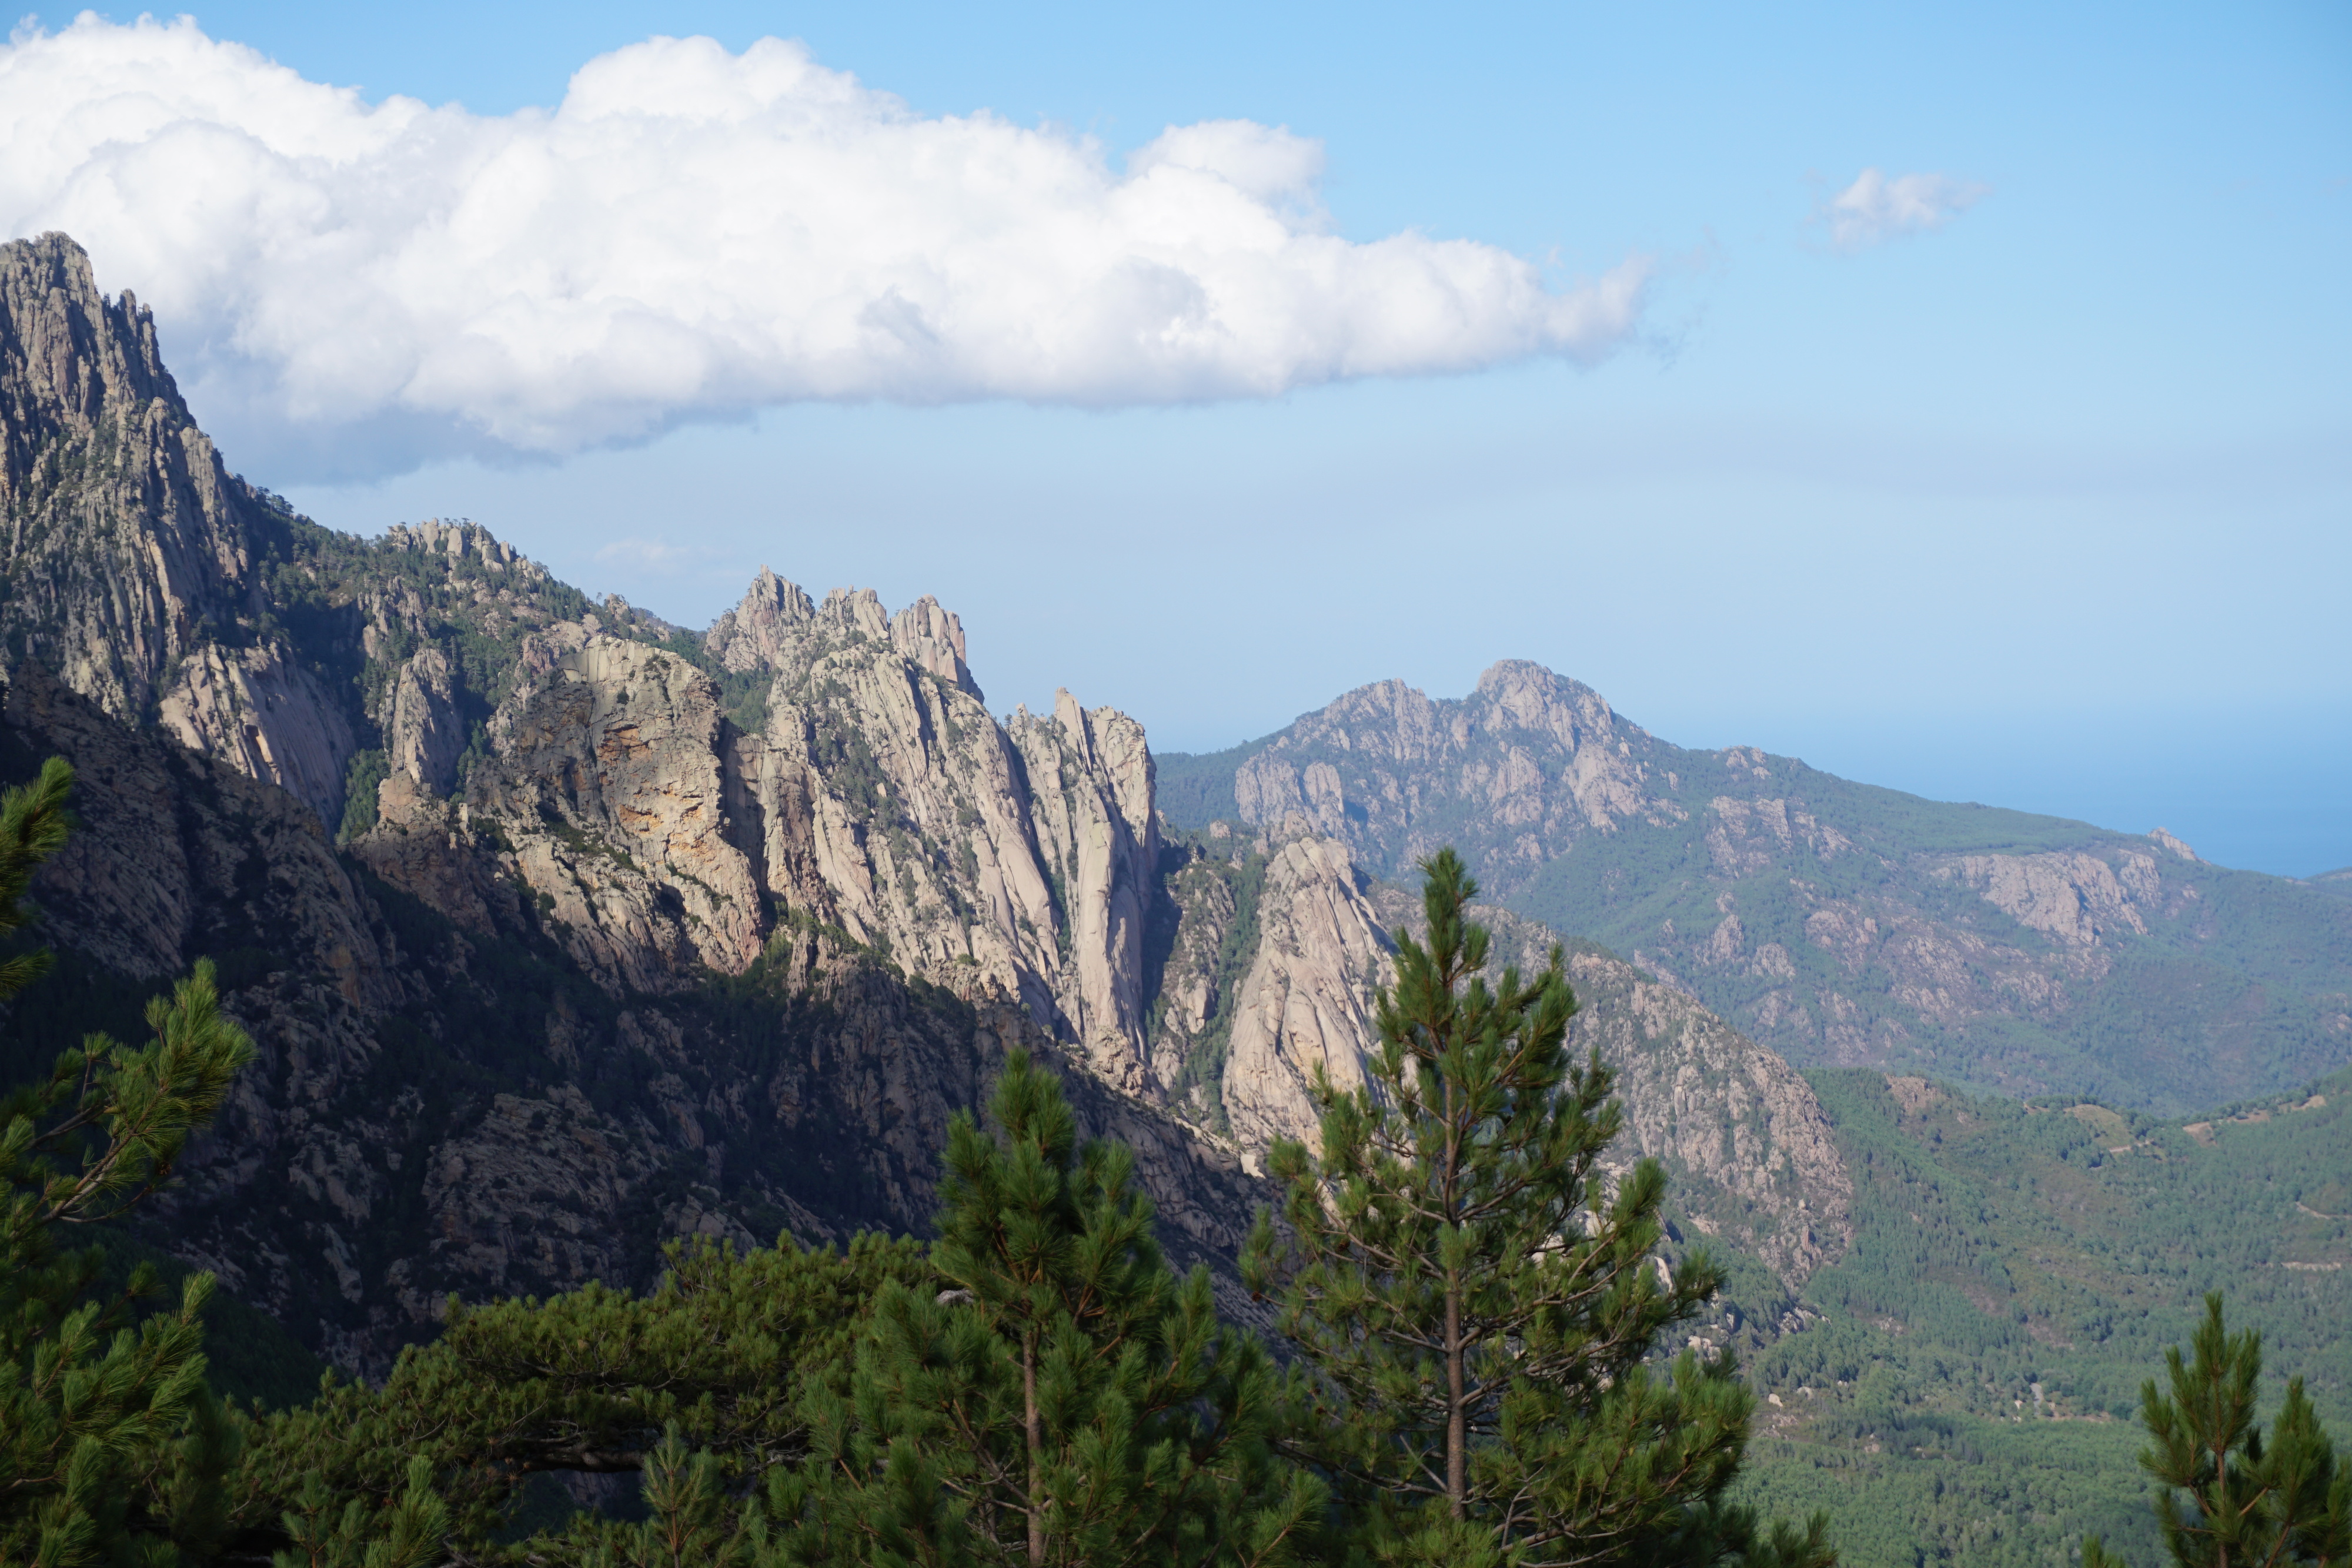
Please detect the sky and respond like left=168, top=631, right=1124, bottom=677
left=5, top=1, right=2347, bottom=876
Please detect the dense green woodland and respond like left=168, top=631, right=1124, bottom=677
left=1729, top=1065, right=2351, bottom=1564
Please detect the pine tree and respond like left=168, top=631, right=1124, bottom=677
left=232, top=1231, right=927, bottom=1547
left=0, top=758, right=259, bottom=1566
left=781, top=1047, right=1322, bottom=1567
left=2083, top=1293, right=2351, bottom=1568
left=272, top=1456, right=450, bottom=1568
left=1242, top=848, right=1831, bottom=1568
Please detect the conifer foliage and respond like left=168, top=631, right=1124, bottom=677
left=1244, top=848, right=1830, bottom=1567
left=2083, top=1293, right=2350, bottom=1568
left=781, top=1047, right=1322, bottom=1566
left=0, top=759, right=258, bottom=1567
left=233, top=1232, right=929, bottom=1544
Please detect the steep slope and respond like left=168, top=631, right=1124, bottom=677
left=0, top=658, right=1262, bottom=1373
left=1133, top=811, right=1853, bottom=1287
left=1159, top=663, right=2352, bottom=1112
left=0, top=232, right=358, bottom=823
left=1, top=229, right=1860, bottom=1375
left=1365, top=881, right=1852, bottom=1286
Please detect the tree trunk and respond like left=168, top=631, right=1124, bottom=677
left=1447, top=1282, right=1466, bottom=1519
left=1025, top=1326, right=1046, bottom=1566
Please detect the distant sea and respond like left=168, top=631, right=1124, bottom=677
left=1709, top=703, right=2351, bottom=881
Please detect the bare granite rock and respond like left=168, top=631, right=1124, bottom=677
left=1217, top=818, right=1394, bottom=1161
left=470, top=635, right=767, bottom=992
left=383, top=647, right=466, bottom=793
left=704, top=567, right=816, bottom=675
left=1010, top=693, right=1159, bottom=1093
left=0, top=232, right=359, bottom=825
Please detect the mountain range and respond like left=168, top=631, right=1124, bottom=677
left=1160, top=670, right=2352, bottom=1115
left=4, top=229, right=2346, bottom=1566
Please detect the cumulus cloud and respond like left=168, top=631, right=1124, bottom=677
left=0, top=16, right=1649, bottom=472
left=1819, top=168, right=1988, bottom=252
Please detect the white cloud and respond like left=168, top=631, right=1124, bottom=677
left=0, top=17, right=1649, bottom=473
left=1819, top=168, right=1988, bottom=252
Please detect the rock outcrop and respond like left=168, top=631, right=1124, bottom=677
left=1214, top=821, right=1394, bottom=1159
left=470, top=631, right=767, bottom=992
left=383, top=647, right=466, bottom=793
left=1137, top=810, right=1853, bottom=1287
left=4, top=657, right=1264, bottom=1373
left=703, top=566, right=815, bottom=676
left=1008, top=694, right=1158, bottom=1091
left=0, top=232, right=358, bottom=825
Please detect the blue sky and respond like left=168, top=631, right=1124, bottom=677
left=9, top=1, right=2347, bottom=875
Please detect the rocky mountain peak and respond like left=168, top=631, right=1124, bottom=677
left=0, top=231, right=364, bottom=825
left=818, top=585, right=891, bottom=641
left=1, top=233, right=180, bottom=471
left=705, top=566, right=818, bottom=674
left=890, top=594, right=980, bottom=698
left=384, top=517, right=530, bottom=572
left=704, top=572, right=984, bottom=703
left=1163, top=653, right=2352, bottom=1114
left=1220, top=661, right=1682, bottom=887
left=1470, top=658, right=1640, bottom=751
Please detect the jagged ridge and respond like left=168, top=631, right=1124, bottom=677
left=0, top=232, right=1854, bottom=1373
left=1159, top=663, right=2352, bottom=1113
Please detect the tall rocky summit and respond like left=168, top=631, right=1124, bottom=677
left=0, top=232, right=357, bottom=824
left=1160, top=662, right=2352, bottom=1115
left=0, top=233, right=1853, bottom=1375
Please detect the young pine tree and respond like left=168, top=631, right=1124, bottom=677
left=782, top=1047, right=1322, bottom=1567
left=0, top=758, right=259, bottom=1566
left=2084, top=1293, right=2350, bottom=1568
left=1243, top=848, right=1831, bottom=1568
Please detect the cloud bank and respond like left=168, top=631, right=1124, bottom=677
left=1820, top=168, right=1987, bottom=251
left=0, top=17, right=1649, bottom=471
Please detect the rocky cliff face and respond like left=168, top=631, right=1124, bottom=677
left=1209, top=823, right=1395, bottom=1161
left=0, top=230, right=1866, bottom=1376
left=1130, top=810, right=1852, bottom=1286
left=1364, top=888, right=1852, bottom=1286
left=1162, top=667, right=2352, bottom=1115
left=0, top=233, right=359, bottom=825
left=1, top=655, right=1266, bottom=1373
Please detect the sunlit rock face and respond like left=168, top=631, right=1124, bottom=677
left=0, top=229, right=1866, bottom=1381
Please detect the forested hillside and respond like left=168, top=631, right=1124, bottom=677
left=1728, top=1065, right=2351, bottom=1565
